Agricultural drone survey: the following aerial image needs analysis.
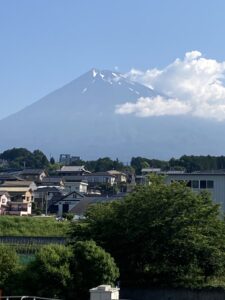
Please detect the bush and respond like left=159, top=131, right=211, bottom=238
left=71, top=240, right=119, bottom=300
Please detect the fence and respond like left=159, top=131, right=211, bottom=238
left=0, top=236, right=67, bottom=255
left=0, top=236, right=66, bottom=245
left=0, top=296, right=61, bottom=300
left=120, top=287, right=225, bottom=300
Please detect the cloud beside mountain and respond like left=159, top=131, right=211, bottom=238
left=116, top=51, right=225, bottom=121
left=115, top=96, right=190, bottom=117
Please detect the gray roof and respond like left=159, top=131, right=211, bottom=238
left=107, top=170, right=127, bottom=176
left=60, top=190, right=85, bottom=201
left=0, top=173, right=23, bottom=181
left=164, top=170, right=225, bottom=176
left=69, top=195, right=124, bottom=215
left=63, top=176, right=88, bottom=183
left=21, top=169, right=46, bottom=175
left=36, top=186, right=62, bottom=193
left=85, top=172, right=115, bottom=177
left=42, top=177, right=64, bottom=183
left=69, top=198, right=93, bottom=215
left=0, top=180, right=36, bottom=187
left=60, top=166, right=86, bottom=172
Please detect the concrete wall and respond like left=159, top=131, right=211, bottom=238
left=120, top=287, right=225, bottom=300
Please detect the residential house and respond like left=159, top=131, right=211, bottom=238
left=50, top=190, right=85, bottom=216
left=69, top=193, right=126, bottom=218
left=83, top=172, right=116, bottom=186
left=63, top=176, right=88, bottom=194
left=34, top=186, right=64, bottom=213
left=5, top=202, right=32, bottom=216
left=141, top=168, right=162, bottom=176
left=0, top=191, right=10, bottom=215
left=41, top=176, right=65, bottom=188
left=57, top=166, right=90, bottom=176
left=107, top=170, right=127, bottom=183
left=0, top=180, right=37, bottom=216
left=20, top=169, right=47, bottom=184
left=0, top=173, right=23, bottom=184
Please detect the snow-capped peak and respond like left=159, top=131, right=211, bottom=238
left=92, top=69, right=98, bottom=78
left=85, top=68, right=158, bottom=96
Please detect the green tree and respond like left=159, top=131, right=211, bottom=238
left=70, top=177, right=225, bottom=288
left=24, top=244, right=73, bottom=298
left=85, top=157, right=124, bottom=173
left=0, top=147, right=49, bottom=169
left=0, top=245, right=19, bottom=291
left=50, top=157, right=55, bottom=165
left=32, top=149, right=49, bottom=168
left=71, top=240, right=119, bottom=300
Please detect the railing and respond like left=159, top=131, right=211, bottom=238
left=1, top=297, right=61, bottom=300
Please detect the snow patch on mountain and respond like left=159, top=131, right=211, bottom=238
left=92, top=69, right=98, bottom=77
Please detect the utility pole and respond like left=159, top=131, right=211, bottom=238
left=45, top=192, right=48, bottom=216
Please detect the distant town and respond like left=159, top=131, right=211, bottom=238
left=1, top=147, right=225, bottom=217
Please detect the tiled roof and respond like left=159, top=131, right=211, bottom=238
left=60, top=166, right=85, bottom=172
left=85, top=172, right=115, bottom=177
left=42, top=177, right=64, bottom=183
left=21, top=169, right=46, bottom=175
left=0, top=180, right=35, bottom=187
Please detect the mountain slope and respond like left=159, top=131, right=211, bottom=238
left=0, top=69, right=224, bottom=160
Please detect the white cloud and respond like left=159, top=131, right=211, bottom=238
left=117, top=51, right=225, bottom=121
left=115, top=96, right=191, bottom=117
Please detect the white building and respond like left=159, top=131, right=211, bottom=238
left=83, top=172, right=116, bottom=186
left=63, top=176, right=88, bottom=194
left=164, top=170, right=225, bottom=211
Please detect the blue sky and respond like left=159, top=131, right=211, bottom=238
left=1, top=0, right=225, bottom=119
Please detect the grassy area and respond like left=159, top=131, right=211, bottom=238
left=0, top=216, right=69, bottom=237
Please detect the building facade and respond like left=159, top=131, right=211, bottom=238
left=164, top=171, right=225, bottom=211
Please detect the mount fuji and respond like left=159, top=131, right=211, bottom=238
left=0, top=69, right=224, bottom=160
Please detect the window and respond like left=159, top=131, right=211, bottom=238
left=192, top=180, right=199, bottom=188
left=186, top=180, right=191, bottom=187
left=207, top=180, right=214, bottom=189
left=200, top=180, right=206, bottom=189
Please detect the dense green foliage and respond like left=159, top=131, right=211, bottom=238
left=0, top=147, right=49, bottom=169
left=69, top=177, right=225, bottom=288
left=69, top=156, right=125, bottom=172
left=131, top=155, right=225, bottom=174
left=2, top=243, right=119, bottom=299
left=1, top=147, right=225, bottom=174
left=169, top=155, right=225, bottom=173
left=131, top=156, right=169, bottom=174
left=24, top=245, right=73, bottom=298
left=0, top=245, right=19, bottom=288
left=0, top=216, right=68, bottom=236
left=71, top=240, right=119, bottom=300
